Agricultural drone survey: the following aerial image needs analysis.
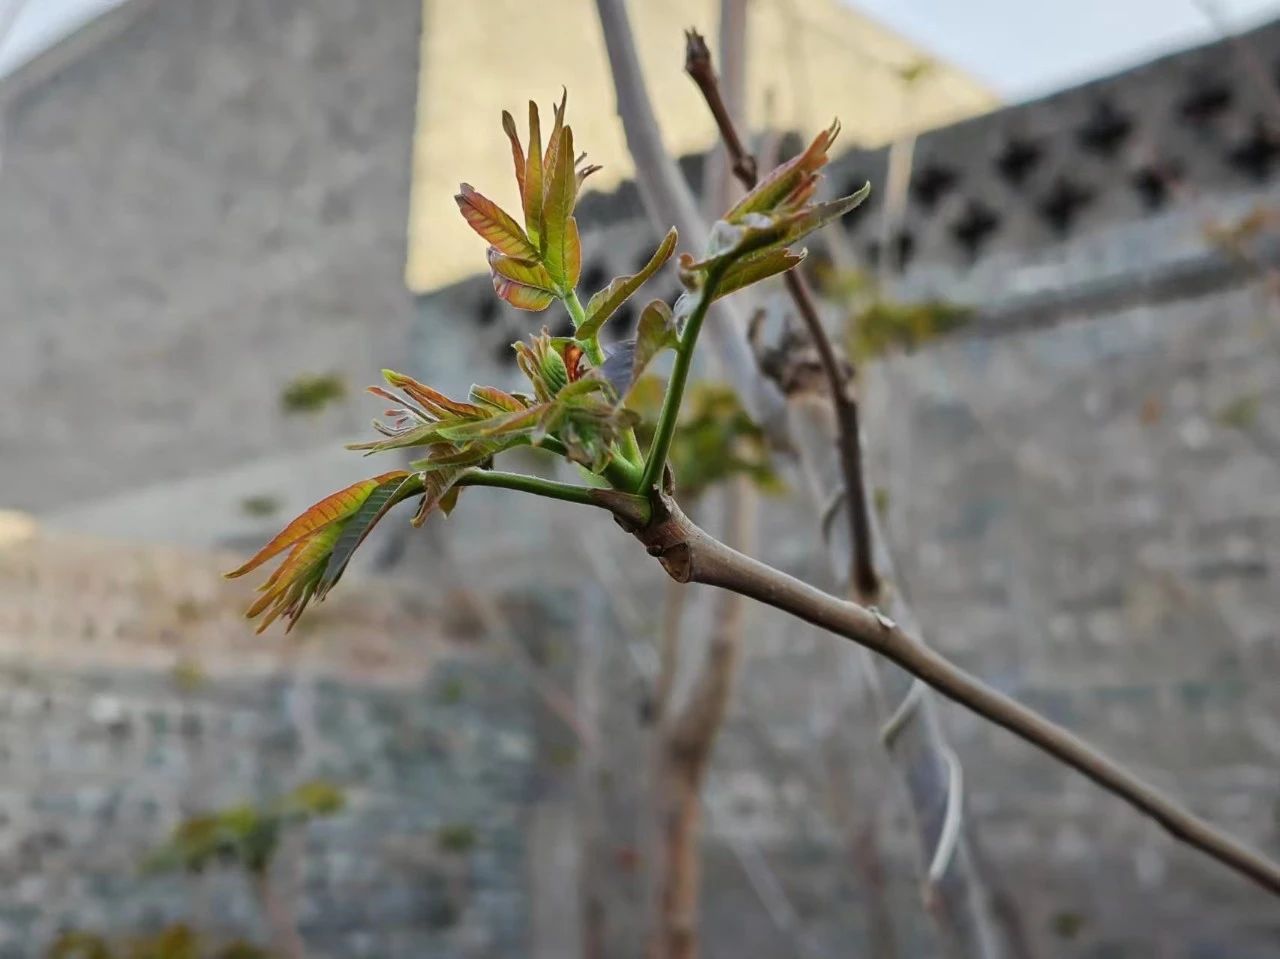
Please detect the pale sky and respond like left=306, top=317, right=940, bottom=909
left=2, top=0, right=1280, bottom=99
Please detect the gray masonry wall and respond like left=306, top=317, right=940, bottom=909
left=0, top=535, right=538, bottom=958
left=0, top=0, right=422, bottom=514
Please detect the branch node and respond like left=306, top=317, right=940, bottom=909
left=657, top=542, right=694, bottom=582
left=869, top=606, right=897, bottom=631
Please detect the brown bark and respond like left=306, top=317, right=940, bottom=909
left=851, top=821, right=899, bottom=959
left=254, top=869, right=306, bottom=959
left=650, top=479, right=754, bottom=959
left=596, top=5, right=1007, bottom=950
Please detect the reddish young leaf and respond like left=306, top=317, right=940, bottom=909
left=598, top=300, right=678, bottom=399
left=578, top=227, right=678, bottom=340
left=542, top=89, right=568, bottom=199
left=564, top=217, right=582, bottom=292
left=435, top=404, right=550, bottom=443
left=469, top=384, right=529, bottom=413
left=318, top=473, right=424, bottom=596
left=412, top=466, right=471, bottom=527
left=488, top=249, right=558, bottom=311
left=383, top=370, right=485, bottom=418
left=523, top=101, right=544, bottom=245
left=541, top=124, right=579, bottom=289
left=501, top=110, right=526, bottom=199
left=245, top=523, right=344, bottom=633
left=713, top=247, right=807, bottom=300
left=224, top=470, right=408, bottom=579
left=576, top=161, right=603, bottom=198
left=683, top=183, right=869, bottom=276
left=409, top=441, right=503, bottom=469
left=455, top=184, right=538, bottom=259
left=633, top=299, right=679, bottom=375
left=346, top=420, right=453, bottom=454
left=726, top=120, right=841, bottom=221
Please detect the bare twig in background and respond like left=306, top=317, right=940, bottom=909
left=652, top=577, right=688, bottom=720
left=594, top=0, right=1004, bottom=945
left=682, top=21, right=1002, bottom=954
left=592, top=0, right=787, bottom=436
left=594, top=0, right=1280, bottom=931
left=576, top=588, right=610, bottom=959
left=651, top=477, right=755, bottom=959
left=686, top=28, right=878, bottom=601
left=255, top=870, right=307, bottom=959
left=572, top=523, right=827, bottom=959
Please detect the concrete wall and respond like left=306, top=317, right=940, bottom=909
left=0, top=534, right=537, bottom=958
left=0, top=0, right=421, bottom=514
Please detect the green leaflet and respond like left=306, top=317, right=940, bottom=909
left=469, top=384, right=528, bottom=413
left=683, top=185, right=871, bottom=276
left=318, top=473, right=423, bottom=595
left=577, top=227, right=678, bottom=340
left=523, top=100, right=544, bottom=246
left=488, top=250, right=558, bottom=312
left=713, top=247, right=807, bottom=300
left=541, top=125, right=580, bottom=290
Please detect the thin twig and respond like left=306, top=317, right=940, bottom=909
left=684, top=30, right=756, bottom=186
left=593, top=0, right=789, bottom=435
left=683, top=28, right=879, bottom=600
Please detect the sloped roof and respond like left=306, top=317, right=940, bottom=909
left=0, top=0, right=157, bottom=108
left=405, top=0, right=998, bottom=291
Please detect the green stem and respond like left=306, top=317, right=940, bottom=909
left=456, top=468, right=649, bottom=522
left=640, top=266, right=726, bottom=492
left=518, top=430, right=637, bottom=488
left=564, top=290, right=602, bottom=364
left=564, top=288, right=645, bottom=475
left=456, top=469, right=603, bottom=507
left=603, top=455, right=644, bottom=491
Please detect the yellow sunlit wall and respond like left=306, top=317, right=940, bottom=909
left=407, top=0, right=997, bottom=291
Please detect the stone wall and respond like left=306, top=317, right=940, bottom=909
left=0, top=535, right=537, bottom=958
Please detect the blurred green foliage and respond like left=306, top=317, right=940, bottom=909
left=145, top=782, right=345, bottom=877
left=46, top=925, right=272, bottom=959
left=436, top=823, right=478, bottom=854
left=279, top=373, right=347, bottom=414
left=630, top=378, right=781, bottom=500
left=847, top=299, right=973, bottom=361
left=814, top=264, right=971, bottom=360
left=239, top=495, right=281, bottom=518
left=1215, top=394, right=1260, bottom=430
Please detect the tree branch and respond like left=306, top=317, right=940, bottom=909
left=653, top=477, right=755, bottom=959
left=611, top=491, right=1280, bottom=899
left=592, top=0, right=788, bottom=435
left=684, top=27, right=879, bottom=601
left=594, top=3, right=1003, bottom=948
left=457, top=469, right=651, bottom=522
